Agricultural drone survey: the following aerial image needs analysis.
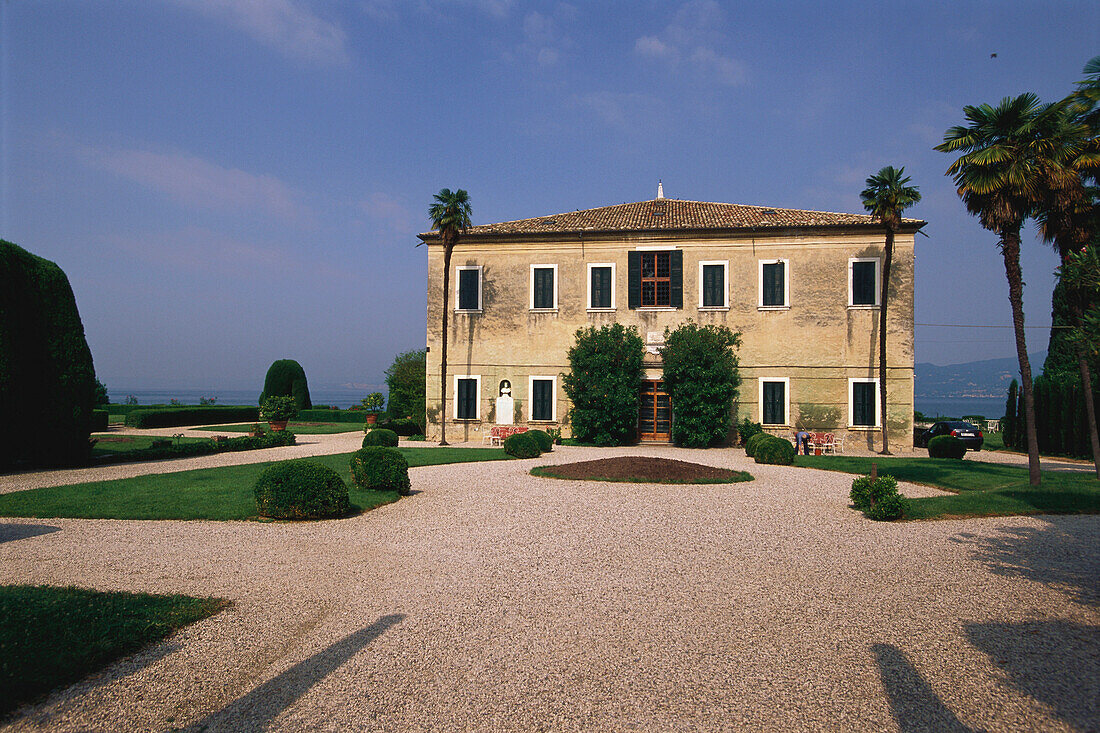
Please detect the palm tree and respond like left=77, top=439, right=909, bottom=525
left=936, top=94, right=1083, bottom=485
left=860, top=166, right=921, bottom=455
left=428, top=188, right=472, bottom=446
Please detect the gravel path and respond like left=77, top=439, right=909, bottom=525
left=1, top=445, right=1097, bottom=731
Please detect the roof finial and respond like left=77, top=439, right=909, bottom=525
left=656, top=179, right=664, bottom=200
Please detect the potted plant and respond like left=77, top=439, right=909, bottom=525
left=248, top=423, right=265, bottom=438
left=362, top=392, right=385, bottom=425
left=260, top=396, right=297, bottom=431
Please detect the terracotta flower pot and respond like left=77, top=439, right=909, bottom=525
left=366, top=414, right=377, bottom=425
left=269, top=421, right=289, bottom=431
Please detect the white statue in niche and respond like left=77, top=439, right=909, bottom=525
left=495, top=380, right=514, bottom=425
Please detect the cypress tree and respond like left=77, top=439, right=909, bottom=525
left=259, top=359, right=312, bottom=410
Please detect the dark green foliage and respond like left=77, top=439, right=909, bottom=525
left=850, top=474, right=907, bottom=520
left=385, top=349, right=426, bottom=428
left=503, top=432, right=542, bottom=458
left=92, top=410, right=108, bottom=431
left=0, top=240, right=98, bottom=468
left=124, top=405, right=259, bottom=428
left=527, top=429, right=554, bottom=452
left=376, top=417, right=422, bottom=436
left=253, top=460, right=350, bottom=519
left=562, top=324, right=645, bottom=446
left=259, top=359, right=312, bottom=410
left=362, top=428, right=399, bottom=447
left=753, top=436, right=795, bottom=465
left=0, top=585, right=225, bottom=716
left=296, top=409, right=369, bottom=423
left=928, top=435, right=967, bottom=459
left=738, top=418, right=763, bottom=445
left=660, top=322, right=742, bottom=447
left=1001, top=375, right=1099, bottom=457
left=95, top=430, right=295, bottom=465
left=93, top=379, right=109, bottom=406
left=744, top=431, right=771, bottom=457
left=350, top=447, right=411, bottom=494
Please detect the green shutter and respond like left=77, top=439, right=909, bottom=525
left=532, top=380, right=552, bottom=421
left=534, top=268, right=554, bottom=309
left=763, top=381, right=784, bottom=425
left=853, top=382, right=875, bottom=426
left=457, top=378, right=477, bottom=419
left=591, top=267, right=611, bottom=308
left=670, top=250, right=683, bottom=308
left=703, top=264, right=723, bottom=307
left=458, top=269, right=478, bottom=310
left=763, top=262, right=784, bottom=306
left=628, top=252, right=641, bottom=309
left=853, top=261, right=876, bottom=305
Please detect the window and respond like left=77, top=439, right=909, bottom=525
left=587, top=263, right=615, bottom=310
left=759, top=378, right=789, bottom=426
left=849, top=258, right=880, bottom=307
left=453, top=375, right=481, bottom=420
left=849, top=378, right=879, bottom=427
left=628, top=250, right=683, bottom=309
left=529, top=376, right=556, bottom=421
left=759, top=259, right=789, bottom=308
left=699, top=260, right=728, bottom=309
left=456, top=266, right=482, bottom=312
left=530, top=264, right=558, bottom=310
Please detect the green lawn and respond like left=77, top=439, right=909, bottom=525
left=190, top=422, right=366, bottom=435
left=91, top=434, right=212, bottom=456
left=795, top=454, right=1100, bottom=520
left=0, top=447, right=510, bottom=521
left=0, top=585, right=226, bottom=715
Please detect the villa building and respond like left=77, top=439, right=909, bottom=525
left=420, top=187, right=923, bottom=450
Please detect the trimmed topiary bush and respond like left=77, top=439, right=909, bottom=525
left=253, top=460, right=350, bottom=519
left=503, top=432, right=542, bottom=458
left=376, top=418, right=421, bottom=436
left=350, top=447, right=410, bottom=494
left=0, top=240, right=98, bottom=468
left=661, top=322, right=742, bottom=447
left=362, top=428, right=399, bottom=448
left=527, top=429, right=554, bottom=453
left=744, top=431, right=771, bottom=458
left=850, top=474, right=907, bottom=521
left=753, top=435, right=795, bottom=465
left=562, top=324, right=645, bottom=446
left=928, top=435, right=967, bottom=459
left=259, top=359, right=312, bottom=411
left=738, top=418, right=763, bottom=446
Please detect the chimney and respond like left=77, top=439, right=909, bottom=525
left=656, top=179, right=665, bottom=200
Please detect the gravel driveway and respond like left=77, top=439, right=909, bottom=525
left=0, top=445, right=1097, bottom=731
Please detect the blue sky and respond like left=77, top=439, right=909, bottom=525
left=2, top=1, right=1097, bottom=391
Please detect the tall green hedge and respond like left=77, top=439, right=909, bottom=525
left=561, top=324, right=645, bottom=446
left=124, top=406, right=259, bottom=428
left=1002, top=375, right=1099, bottom=458
left=660, top=322, right=742, bottom=447
left=0, top=240, right=97, bottom=467
left=259, top=359, right=312, bottom=410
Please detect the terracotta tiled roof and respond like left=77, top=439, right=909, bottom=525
left=420, top=198, right=923, bottom=238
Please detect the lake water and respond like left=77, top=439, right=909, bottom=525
left=108, top=388, right=372, bottom=410
left=914, top=397, right=1007, bottom=420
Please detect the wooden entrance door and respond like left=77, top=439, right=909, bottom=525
left=639, top=380, right=671, bottom=442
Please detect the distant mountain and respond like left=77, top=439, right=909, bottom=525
left=915, top=351, right=1046, bottom=400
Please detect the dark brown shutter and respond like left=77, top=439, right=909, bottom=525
left=628, top=251, right=641, bottom=309
left=670, top=250, right=683, bottom=308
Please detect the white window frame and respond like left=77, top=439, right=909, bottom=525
left=848, top=377, right=881, bottom=429
left=698, top=260, right=729, bottom=310
left=529, top=264, right=559, bottom=311
left=452, top=374, right=482, bottom=420
left=848, top=257, right=881, bottom=308
left=586, top=262, right=616, bottom=311
left=528, top=375, right=557, bottom=422
left=758, top=258, right=790, bottom=310
left=454, top=265, right=483, bottom=313
left=758, top=377, right=790, bottom=426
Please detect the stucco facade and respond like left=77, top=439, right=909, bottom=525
left=421, top=197, right=922, bottom=450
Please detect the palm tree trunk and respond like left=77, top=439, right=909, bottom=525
left=878, top=228, right=894, bottom=454
left=1076, top=345, right=1100, bottom=477
left=1001, top=227, right=1041, bottom=485
left=439, top=243, right=452, bottom=446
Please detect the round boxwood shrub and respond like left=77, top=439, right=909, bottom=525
left=259, top=359, right=312, bottom=411
left=253, top=460, right=350, bottom=519
left=744, top=431, right=771, bottom=458
left=503, top=432, right=542, bottom=458
left=526, top=429, right=554, bottom=453
left=753, top=435, right=795, bottom=465
left=362, top=428, right=399, bottom=448
left=928, top=435, right=967, bottom=459
left=350, top=447, right=410, bottom=494
left=851, top=474, right=907, bottom=520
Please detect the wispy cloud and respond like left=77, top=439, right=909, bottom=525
left=572, top=91, right=666, bottom=130
left=360, top=192, right=415, bottom=233
left=634, top=0, right=746, bottom=86
left=168, top=0, right=349, bottom=65
left=429, top=0, right=514, bottom=18
left=82, top=145, right=308, bottom=223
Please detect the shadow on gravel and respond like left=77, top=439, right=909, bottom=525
left=873, top=644, right=975, bottom=732
left=185, top=614, right=405, bottom=731
left=951, top=518, right=1100, bottom=608
left=966, top=620, right=1100, bottom=731
left=0, top=523, right=60, bottom=543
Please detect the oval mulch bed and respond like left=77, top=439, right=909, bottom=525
left=531, top=456, right=753, bottom=484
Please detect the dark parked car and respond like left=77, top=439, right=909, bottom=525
left=917, top=421, right=984, bottom=451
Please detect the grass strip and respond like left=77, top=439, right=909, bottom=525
left=0, top=448, right=510, bottom=521
left=190, top=422, right=365, bottom=435
left=530, top=465, right=753, bottom=484
left=0, top=585, right=226, bottom=715
left=794, top=455, right=1100, bottom=520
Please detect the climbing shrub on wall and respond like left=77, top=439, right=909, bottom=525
left=660, top=322, right=742, bottom=448
left=562, top=324, right=645, bottom=446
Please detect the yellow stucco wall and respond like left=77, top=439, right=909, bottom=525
left=424, top=227, right=915, bottom=450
